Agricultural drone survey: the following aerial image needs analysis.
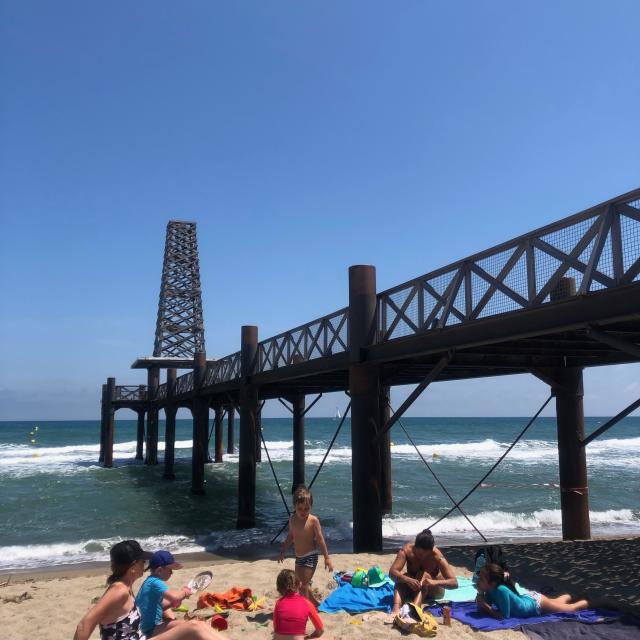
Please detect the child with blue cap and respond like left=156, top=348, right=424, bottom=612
left=136, top=550, right=193, bottom=637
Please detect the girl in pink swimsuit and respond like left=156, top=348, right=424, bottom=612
left=273, top=570, right=324, bottom=640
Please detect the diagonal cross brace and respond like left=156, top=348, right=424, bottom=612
left=582, top=396, right=640, bottom=446
left=373, top=351, right=452, bottom=443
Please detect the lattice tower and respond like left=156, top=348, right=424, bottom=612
left=153, top=221, right=205, bottom=357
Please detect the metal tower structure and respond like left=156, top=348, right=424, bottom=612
left=153, top=221, right=205, bottom=358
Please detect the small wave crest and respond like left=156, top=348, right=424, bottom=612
left=382, top=508, right=639, bottom=538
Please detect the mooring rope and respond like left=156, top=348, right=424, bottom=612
left=308, top=400, right=351, bottom=490
left=261, top=429, right=291, bottom=518
left=426, top=392, right=554, bottom=532
left=391, top=405, right=487, bottom=542
left=270, top=400, right=352, bottom=544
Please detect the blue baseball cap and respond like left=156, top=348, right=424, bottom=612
left=148, top=550, right=183, bottom=570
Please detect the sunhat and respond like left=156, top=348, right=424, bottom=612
left=367, top=566, right=387, bottom=588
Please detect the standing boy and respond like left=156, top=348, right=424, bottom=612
left=278, top=486, right=333, bottom=608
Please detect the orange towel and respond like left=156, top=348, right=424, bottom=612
left=197, top=587, right=253, bottom=611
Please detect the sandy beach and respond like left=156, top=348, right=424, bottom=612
left=2, top=537, right=638, bottom=640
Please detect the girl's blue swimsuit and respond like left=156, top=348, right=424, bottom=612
left=485, top=584, right=540, bottom=618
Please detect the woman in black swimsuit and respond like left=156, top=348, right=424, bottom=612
left=74, top=540, right=221, bottom=640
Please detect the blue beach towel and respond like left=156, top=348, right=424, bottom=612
left=318, top=581, right=395, bottom=614
left=427, top=602, right=621, bottom=631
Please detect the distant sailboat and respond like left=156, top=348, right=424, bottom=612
left=334, top=407, right=341, bottom=420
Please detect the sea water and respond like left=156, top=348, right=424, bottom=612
left=0, top=417, right=639, bottom=571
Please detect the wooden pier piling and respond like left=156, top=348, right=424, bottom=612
left=349, top=265, right=383, bottom=552
left=238, top=326, right=258, bottom=528
left=227, top=406, right=235, bottom=454
left=214, top=404, right=224, bottom=463
left=104, top=377, right=116, bottom=468
left=292, top=393, right=305, bottom=493
left=145, top=367, right=160, bottom=465
left=191, top=351, right=208, bottom=494
left=163, top=368, right=177, bottom=479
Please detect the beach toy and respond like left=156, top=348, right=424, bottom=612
left=351, top=568, right=367, bottom=588
left=172, top=604, right=190, bottom=613
left=247, top=595, right=266, bottom=611
left=187, top=570, right=213, bottom=592
left=211, top=614, right=228, bottom=631
left=367, top=566, right=387, bottom=588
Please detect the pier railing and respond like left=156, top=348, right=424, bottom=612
left=114, top=386, right=147, bottom=401
left=162, top=193, right=640, bottom=396
left=378, top=195, right=640, bottom=341
left=257, top=307, right=349, bottom=372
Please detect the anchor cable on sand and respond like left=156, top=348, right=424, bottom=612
left=426, top=392, right=554, bottom=532
left=269, top=400, right=352, bottom=544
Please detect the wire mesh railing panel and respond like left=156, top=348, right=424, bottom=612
left=476, top=247, right=516, bottom=279
left=114, top=386, right=147, bottom=401
left=327, top=310, right=348, bottom=354
left=175, top=371, right=194, bottom=395
left=533, top=247, right=563, bottom=298
left=446, top=284, right=465, bottom=327
left=501, top=251, right=528, bottom=301
left=592, top=233, right=614, bottom=290
left=540, top=217, right=596, bottom=257
left=620, top=212, right=640, bottom=277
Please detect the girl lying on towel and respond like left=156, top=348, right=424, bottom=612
left=475, top=563, right=589, bottom=620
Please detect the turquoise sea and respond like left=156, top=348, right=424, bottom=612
left=1, top=417, right=639, bottom=571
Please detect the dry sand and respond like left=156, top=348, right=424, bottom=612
left=2, top=537, right=638, bottom=640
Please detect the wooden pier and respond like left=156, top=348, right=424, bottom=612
left=100, top=189, right=640, bottom=551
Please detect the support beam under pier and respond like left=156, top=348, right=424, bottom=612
left=349, top=265, right=383, bottom=552
left=191, top=351, right=208, bottom=494
left=214, top=404, right=224, bottom=463
left=379, top=385, right=392, bottom=514
left=99, top=383, right=107, bottom=463
left=145, top=367, right=160, bottom=465
left=163, top=368, right=177, bottom=479
left=227, top=406, right=235, bottom=454
left=549, top=277, right=591, bottom=540
left=238, top=326, right=259, bottom=528
left=292, top=393, right=305, bottom=493
left=104, top=377, right=116, bottom=468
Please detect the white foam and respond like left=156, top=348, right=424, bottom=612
left=2, top=508, right=638, bottom=571
left=1, top=433, right=639, bottom=478
left=382, top=508, right=640, bottom=538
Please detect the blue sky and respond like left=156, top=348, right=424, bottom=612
left=1, top=1, right=639, bottom=420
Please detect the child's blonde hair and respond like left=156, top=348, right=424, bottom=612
left=293, top=485, right=313, bottom=508
left=276, top=569, right=300, bottom=595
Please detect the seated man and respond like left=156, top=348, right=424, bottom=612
left=389, top=529, right=458, bottom=614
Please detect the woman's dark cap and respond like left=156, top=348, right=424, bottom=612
left=110, top=540, right=152, bottom=565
